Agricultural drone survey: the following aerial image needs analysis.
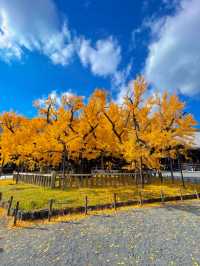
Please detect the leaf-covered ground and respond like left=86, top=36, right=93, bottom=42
left=0, top=201, right=200, bottom=265
left=0, top=178, right=200, bottom=211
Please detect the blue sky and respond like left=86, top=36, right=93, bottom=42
left=0, top=0, right=200, bottom=123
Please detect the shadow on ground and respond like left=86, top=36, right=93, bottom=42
left=60, top=221, right=82, bottom=225
left=92, top=214, right=113, bottom=218
left=164, top=203, right=200, bottom=216
left=21, top=226, right=49, bottom=231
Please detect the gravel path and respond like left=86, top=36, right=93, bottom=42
left=0, top=201, right=200, bottom=266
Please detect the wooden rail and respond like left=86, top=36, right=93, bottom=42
left=15, top=191, right=200, bottom=221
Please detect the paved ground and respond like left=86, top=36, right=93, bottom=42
left=0, top=201, right=200, bottom=266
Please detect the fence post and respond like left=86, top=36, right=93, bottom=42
left=13, top=171, right=17, bottom=183
left=138, top=191, right=143, bottom=206
left=7, top=196, right=13, bottom=216
left=85, top=196, right=88, bottom=215
left=15, top=172, right=19, bottom=184
left=195, top=190, right=199, bottom=200
left=13, top=201, right=19, bottom=226
left=13, top=172, right=15, bottom=182
left=51, top=171, right=56, bottom=189
left=113, top=193, right=117, bottom=210
left=48, top=199, right=54, bottom=222
left=160, top=190, right=165, bottom=203
left=180, top=188, right=183, bottom=201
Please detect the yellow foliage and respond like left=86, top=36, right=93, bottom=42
left=0, top=77, right=196, bottom=171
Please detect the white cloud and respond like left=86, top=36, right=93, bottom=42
left=144, top=0, right=200, bottom=96
left=0, top=0, right=122, bottom=77
left=0, top=0, right=74, bottom=65
left=78, top=37, right=121, bottom=76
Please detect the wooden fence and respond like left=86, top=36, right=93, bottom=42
left=56, top=173, right=138, bottom=189
left=13, top=172, right=146, bottom=189
left=1, top=190, right=200, bottom=223
left=13, top=172, right=55, bottom=188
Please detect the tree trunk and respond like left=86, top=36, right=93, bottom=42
left=158, top=170, right=163, bottom=184
left=139, top=157, right=144, bottom=188
left=135, top=171, right=138, bottom=187
left=62, top=149, right=67, bottom=177
left=0, top=159, right=4, bottom=177
left=169, top=157, right=174, bottom=184
left=78, top=152, right=83, bottom=174
left=101, top=153, right=104, bottom=170
left=61, top=148, right=68, bottom=189
left=81, top=158, right=84, bottom=173
left=178, top=155, right=185, bottom=188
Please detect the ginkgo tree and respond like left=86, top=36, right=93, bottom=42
left=0, top=76, right=196, bottom=187
left=0, top=112, right=29, bottom=170
left=151, top=92, right=196, bottom=187
left=122, top=77, right=158, bottom=187
left=122, top=77, right=196, bottom=187
left=33, top=92, right=84, bottom=173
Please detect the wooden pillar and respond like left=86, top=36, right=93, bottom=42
left=7, top=196, right=13, bottom=216
left=13, top=201, right=19, bottom=226
left=48, top=199, right=54, bottom=221
left=160, top=190, right=165, bottom=203
left=85, top=196, right=88, bottom=215
left=113, top=193, right=117, bottom=210
left=138, top=191, right=143, bottom=206
left=51, top=171, right=56, bottom=189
